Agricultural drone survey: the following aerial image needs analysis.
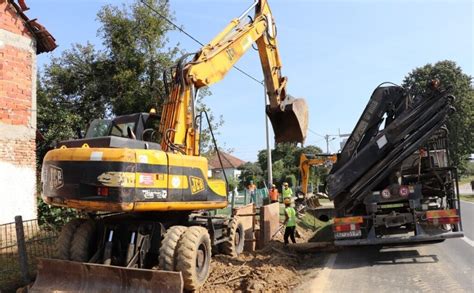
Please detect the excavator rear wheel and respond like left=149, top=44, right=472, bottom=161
left=70, top=220, right=96, bottom=262
left=176, top=226, right=211, bottom=291
left=221, top=217, right=245, bottom=257
left=55, top=219, right=85, bottom=260
left=159, top=225, right=188, bottom=271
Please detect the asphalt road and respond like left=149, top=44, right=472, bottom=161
left=299, top=201, right=474, bottom=292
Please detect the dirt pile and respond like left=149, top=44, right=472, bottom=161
left=200, top=223, right=325, bottom=292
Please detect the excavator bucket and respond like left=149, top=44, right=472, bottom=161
left=266, top=98, right=308, bottom=144
left=30, top=258, right=183, bottom=293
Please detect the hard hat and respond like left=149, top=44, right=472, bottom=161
left=283, top=182, right=288, bottom=186
left=272, top=184, right=276, bottom=188
left=283, top=197, right=291, bottom=204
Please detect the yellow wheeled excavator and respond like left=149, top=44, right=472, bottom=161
left=296, top=153, right=337, bottom=209
left=33, top=0, right=308, bottom=291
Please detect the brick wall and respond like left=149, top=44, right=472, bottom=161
left=0, top=0, right=33, bottom=38
left=0, top=44, right=33, bottom=126
left=0, top=0, right=38, bottom=224
left=0, top=138, right=35, bottom=168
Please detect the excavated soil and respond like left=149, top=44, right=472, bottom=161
left=200, top=223, right=328, bottom=293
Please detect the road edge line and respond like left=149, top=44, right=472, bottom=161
left=460, top=200, right=474, bottom=205
left=461, top=237, right=474, bottom=247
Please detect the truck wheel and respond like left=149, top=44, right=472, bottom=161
left=70, top=220, right=96, bottom=262
left=159, top=225, right=187, bottom=271
left=55, top=219, right=84, bottom=260
left=221, top=217, right=245, bottom=257
left=176, top=226, right=211, bottom=291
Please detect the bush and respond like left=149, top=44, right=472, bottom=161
left=283, top=174, right=296, bottom=188
left=37, top=197, right=79, bottom=229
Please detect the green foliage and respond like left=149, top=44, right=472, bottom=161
left=402, top=60, right=473, bottom=172
left=238, top=162, right=264, bottom=189
left=257, top=143, right=323, bottom=185
left=283, top=174, right=296, bottom=188
left=37, top=197, right=79, bottom=228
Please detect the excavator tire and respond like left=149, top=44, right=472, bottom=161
left=55, top=218, right=84, bottom=260
left=70, top=220, right=96, bottom=262
left=159, top=225, right=188, bottom=271
left=176, top=226, right=211, bottom=291
left=221, top=217, right=245, bottom=257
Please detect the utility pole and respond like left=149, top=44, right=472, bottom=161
left=264, top=84, right=273, bottom=186
left=324, top=134, right=336, bottom=154
left=324, top=129, right=351, bottom=154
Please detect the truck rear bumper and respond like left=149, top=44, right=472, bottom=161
left=335, top=231, right=464, bottom=246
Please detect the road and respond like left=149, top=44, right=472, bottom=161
left=297, top=201, right=474, bottom=292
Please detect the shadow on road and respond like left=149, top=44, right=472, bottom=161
left=332, top=245, right=439, bottom=269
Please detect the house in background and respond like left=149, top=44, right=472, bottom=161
left=0, top=0, right=56, bottom=224
left=208, top=151, right=245, bottom=181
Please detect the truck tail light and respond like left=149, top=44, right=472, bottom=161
left=426, top=209, right=459, bottom=225
left=381, top=188, right=391, bottom=199
left=399, top=185, right=409, bottom=197
left=333, top=216, right=363, bottom=232
left=97, top=187, right=109, bottom=196
left=333, top=223, right=360, bottom=232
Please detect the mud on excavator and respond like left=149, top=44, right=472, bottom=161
left=33, top=0, right=308, bottom=291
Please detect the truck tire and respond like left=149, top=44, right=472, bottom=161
left=70, top=220, right=96, bottom=262
left=221, top=217, right=245, bottom=257
left=55, top=219, right=84, bottom=260
left=159, top=225, right=187, bottom=271
left=176, top=226, right=211, bottom=291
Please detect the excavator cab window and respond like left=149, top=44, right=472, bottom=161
left=85, top=119, right=111, bottom=138
left=142, top=115, right=161, bottom=143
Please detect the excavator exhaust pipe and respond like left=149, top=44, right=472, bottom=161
left=30, top=258, right=183, bottom=292
left=266, top=98, right=308, bottom=144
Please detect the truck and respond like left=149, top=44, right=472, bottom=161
left=32, top=0, right=308, bottom=291
left=327, top=81, right=464, bottom=245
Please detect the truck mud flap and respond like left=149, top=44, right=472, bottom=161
left=334, top=231, right=464, bottom=246
left=266, top=98, right=308, bottom=144
left=30, top=258, right=183, bottom=293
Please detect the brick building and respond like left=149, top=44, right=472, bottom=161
left=0, top=0, right=56, bottom=223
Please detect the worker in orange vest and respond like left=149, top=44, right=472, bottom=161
left=269, top=184, right=279, bottom=203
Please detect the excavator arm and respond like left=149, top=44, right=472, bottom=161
left=160, top=0, right=308, bottom=156
left=299, top=153, right=337, bottom=195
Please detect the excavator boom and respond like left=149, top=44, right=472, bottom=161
left=160, top=0, right=308, bottom=155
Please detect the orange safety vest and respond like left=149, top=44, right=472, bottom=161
left=269, top=188, right=279, bottom=201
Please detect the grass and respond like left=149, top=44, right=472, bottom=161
left=460, top=194, right=474, bottom=202
left=459, top=175, right=474, bottom=185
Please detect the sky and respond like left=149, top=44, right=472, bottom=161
left=27, top=0, right=473, bottom=162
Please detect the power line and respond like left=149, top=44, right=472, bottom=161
left=308, top=128, right=325, bottom=138
left=140, top=0, right=263, bottom=86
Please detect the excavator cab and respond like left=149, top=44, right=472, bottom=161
left=266, top=98, right=308, bottom=144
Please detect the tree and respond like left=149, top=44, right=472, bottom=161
left=257, top=143, right=323, bottom=185
left=37, top=0, right=225, bottom=166
left=238, top=162, right=264, bottom=189
left=402, top=60, right=474, bottom=171
left=97, top=0, right=179, bottom=115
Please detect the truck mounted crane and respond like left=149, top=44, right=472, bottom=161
left=33, top=0, right=308, bottom=291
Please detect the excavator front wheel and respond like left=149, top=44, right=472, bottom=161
left=221, top=217, right=245, bottom=257
left=176, top=226, right=211, bottom=291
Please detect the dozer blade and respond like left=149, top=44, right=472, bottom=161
left=30, top=258, right=183, bottom=293
left=266, top=98, right=308, bottom=144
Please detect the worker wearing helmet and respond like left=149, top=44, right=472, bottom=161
left=282, top=182, right=293, bottom=202
left=283, top=197, right=296, bottom=245
left=269, top=184, right=279, bottom=203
